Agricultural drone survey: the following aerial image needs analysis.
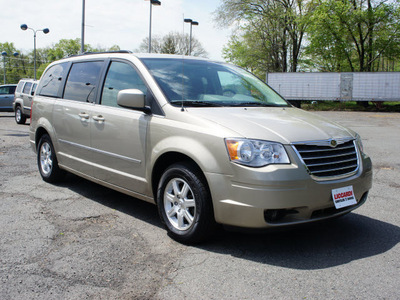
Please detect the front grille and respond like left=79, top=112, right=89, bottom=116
left=293, top=140, right=359, bottom=179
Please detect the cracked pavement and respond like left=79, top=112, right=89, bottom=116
left=0, top=111, right=399, bottom=299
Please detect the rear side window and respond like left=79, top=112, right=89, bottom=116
left=23, top=82, right=32, bottom=94
left=38, top=63, right=68, bottom=97
left=0, top=86, right=16, bottom=94
left=9, top=86, right=16, bottom=94
left=16, top=81, right=24, bottom=93
left=64, top=61, right=103, bottom=102
left=0, top=86, right=7, bottom=94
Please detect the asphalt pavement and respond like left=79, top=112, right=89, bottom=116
left=0, top=111, right=399, bottom=299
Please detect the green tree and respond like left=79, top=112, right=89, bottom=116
left=222, top=33, right=270, bottom=78
left=215, top=0, right=313, bottom=74
left=47, top=38, right=81, bottom=61
left=46, top=38, right=121, bottom=61
left=0, top=42, right=25, bottom=83
left=304, top=0, right=400, bottom=72
left=216, top=0, right=400, bottom=73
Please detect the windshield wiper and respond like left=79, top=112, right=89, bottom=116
left=170, top=100, right=223, bottom=107
left=228, top=102, right=286, bottom=107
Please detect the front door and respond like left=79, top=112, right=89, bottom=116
left=90, top=60, right=150, bottom=195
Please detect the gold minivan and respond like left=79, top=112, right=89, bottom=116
left=30, top=52, right=372, bottom=243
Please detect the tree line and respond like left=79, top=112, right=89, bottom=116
left=0, top=32, right=206, bottom=84
left=0, top=39, right=121, bottom=84
left=215, top=0, right=400, bottom=77
left=3, top=0, right=399, bottom=84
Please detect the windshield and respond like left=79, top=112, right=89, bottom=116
left=140, top=58, right=289, bottom=108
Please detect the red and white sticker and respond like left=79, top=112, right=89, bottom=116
left=331, top=186, right=357, bottom=209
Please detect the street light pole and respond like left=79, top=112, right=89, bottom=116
left=1, top=51, right=7, bottom=84
left=20, top=24, right=50, bottom=80
left=149, top=2, right=152, bottom=53
left=148, top=0, right=161, bottom=53
left=81, top=0, right=85, bottom=53
left=184, top=19, right=199, bottom=56
left=2, top=52, right=7, bottom=84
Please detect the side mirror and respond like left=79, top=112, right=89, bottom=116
left=117, top=89, right=150, bottom=113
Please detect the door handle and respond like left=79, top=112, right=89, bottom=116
left=93, top=115, right=105, bottom=122
left=78, top=112, right=90, bottom=120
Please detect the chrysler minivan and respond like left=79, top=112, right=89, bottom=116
left=29, top=52, right=373, bottom=243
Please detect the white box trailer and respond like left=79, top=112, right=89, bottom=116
left=266, top=72, right=400, bottom=102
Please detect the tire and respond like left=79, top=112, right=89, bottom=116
left=157, top=163, right=216, bottom=244
left=15, top=106, right=26, bottom=124
left=37, top=134, right=65, bottom=183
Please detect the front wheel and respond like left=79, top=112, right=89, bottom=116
left=157, top=163, right=216, bottom=244
left=37, top=134, right=65, bottom=183
left=15, top=106, right=26, bottom=124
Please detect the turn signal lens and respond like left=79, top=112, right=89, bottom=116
left=226, top=140, right=239, bottom=160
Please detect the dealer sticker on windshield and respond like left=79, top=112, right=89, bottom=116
left=332, top=186, right=357, bottom=209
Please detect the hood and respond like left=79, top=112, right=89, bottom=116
left=186, top=107, right=353, bottom=144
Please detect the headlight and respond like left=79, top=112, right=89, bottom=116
left=355, top=133, right=364, bottom=153
left=225, top=138, right=290, bottom=167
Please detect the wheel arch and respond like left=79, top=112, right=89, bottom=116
left=151, top=152, right=209, bottom=203
left=13, top=98, right=23, bottom=110
left=35, top=126, right=51, bottom=151
left=33, top=115, right=58, bottom=150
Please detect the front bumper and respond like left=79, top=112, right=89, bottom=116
left=206, top=154, right=372, bottom=229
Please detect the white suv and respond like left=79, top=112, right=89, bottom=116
left=13, top=78, right=38, bottom=124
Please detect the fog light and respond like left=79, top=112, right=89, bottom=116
left=264, top=209, right=299, bottom=223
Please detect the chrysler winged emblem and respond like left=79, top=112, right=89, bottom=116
left=330, top=139, right=338, bottom=148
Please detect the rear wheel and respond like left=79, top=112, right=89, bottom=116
left=157, top=163, right=216, bottom=243
left=15, top=106, right=26, bottom=124
left=37, top=134, right=64, bottom=183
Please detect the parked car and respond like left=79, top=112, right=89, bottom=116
left=0, top=84, right=17, bottom=112
left=29, top=52, right=373, bottom=243
left=13, top=78, right=38, bottom=124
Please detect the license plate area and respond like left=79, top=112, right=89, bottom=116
left=331, top=185, right=357, bottom=209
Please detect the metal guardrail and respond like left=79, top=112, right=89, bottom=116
left=266, top=72, right=400, bottom=102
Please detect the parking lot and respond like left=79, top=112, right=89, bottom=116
left=1, top=110, right=399, bottom=299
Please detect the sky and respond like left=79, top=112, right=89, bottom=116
left=1, top=0, right=233, bottom=61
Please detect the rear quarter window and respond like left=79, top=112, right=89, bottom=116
left=37, top=63, right=69, bottom=97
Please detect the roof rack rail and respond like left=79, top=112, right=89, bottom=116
left=67, top=50, right=133, bottom=58
left=82, top=50, right=133, bottom=55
